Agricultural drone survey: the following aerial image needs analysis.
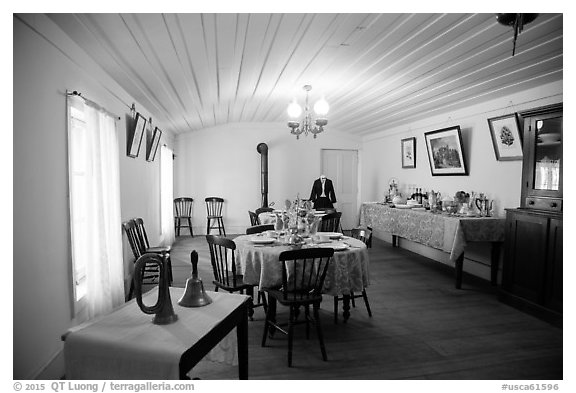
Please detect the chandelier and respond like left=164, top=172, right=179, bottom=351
left=287, top=85, right=329, bottom=139
left=496, top=13, right=538, bottom=56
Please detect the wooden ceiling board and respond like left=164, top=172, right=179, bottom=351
left=46, top=13, right=563, bottom=137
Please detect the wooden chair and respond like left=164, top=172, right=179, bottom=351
left=205, top=235, right=265, bottom=319
left=319, top=211, right=342, bottom=233
left=248, top=211, right=260, bottom=226
left=174, top=197, right=194, bottom=237
left=122, top=219, right=160, bottom=301
left=333, top=227, right=373, bottom=323
left=134, top=218, right=173, bottom=284
left=261, top=247, right=334, bottom=367
left=246, top=224, right=275, bottom=235
left=205, top=197, right=226, bottom=236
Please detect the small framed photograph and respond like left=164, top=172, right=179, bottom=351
left=146, top=127, right=162, bottom=162
left=424, top=126, right=468, bottom=176
left=401, top=137, right=416, bottom=168
left=127, top=112, right=146, bottom=158
left=487, top=113, right=523, bottom=161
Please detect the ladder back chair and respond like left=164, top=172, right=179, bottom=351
left=134, top=218, right=173, bottom=284
left=174, top=197, right=194, bottom=237
left=205, top=235, right=265, bottom=319
left=333, top=227, right=373, bottom=323
left=319, top=211, right=342, bottom=233
left=245, top=224, right=275, bottom=235
left=205, top=197, right=226, bottom=236
left=261, top=247, right=334, bottom=367
left=248, top=210, right=260, bottom=226
left=122, top=219, right=160, bottom=301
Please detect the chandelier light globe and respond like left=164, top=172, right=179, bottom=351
left=314, top=97, right=329, bottom=116
left=286, top=85, right=329, bottom=139
left=287, top=100, right=302, bottom=119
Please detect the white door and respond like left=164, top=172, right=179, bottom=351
left=321, top=149, right=358, bottom=231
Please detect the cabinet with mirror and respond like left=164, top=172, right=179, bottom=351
left=500, top=103, right=562, bottom=326
left=519, top=103, right=563, bottom=211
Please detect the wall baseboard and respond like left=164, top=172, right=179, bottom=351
left=30, top=348, right=65, bottom=380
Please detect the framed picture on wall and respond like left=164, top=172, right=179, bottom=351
left=487, top=113, right=523, bottom=161
left=146, top=127, right=162, bottom=162
left=424, top=126, right=468, bottom=176
left=401, top=137, right=416, bottom=168
left=127, top=112, right=146, bottom=158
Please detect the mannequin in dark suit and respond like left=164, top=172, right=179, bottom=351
left=309, top=175, right=337, bottom=209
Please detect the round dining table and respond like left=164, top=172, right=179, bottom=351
left=233, top=233, right=370, bottom=322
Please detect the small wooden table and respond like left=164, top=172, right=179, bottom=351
left=62, top=288, right=249, bottom=379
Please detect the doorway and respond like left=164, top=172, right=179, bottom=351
left=320, top=149, right=359, bottom=231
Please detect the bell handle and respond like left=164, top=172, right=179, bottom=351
left=134, top=254, right=165, bottom=314
left=190, top=250, right=199, bottom=278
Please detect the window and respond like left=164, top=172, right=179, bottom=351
left=67, top=94, right=125, bottom=320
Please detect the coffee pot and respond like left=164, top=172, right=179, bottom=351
left=475, top=195, right=494, bottom=217
left=133, top=253, right=178, bottom=325
left=178, top=250, right=213, bottom=308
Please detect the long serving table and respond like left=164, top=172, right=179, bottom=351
left=234, top=234, right=370, bottom=322
left=360, top=203, right=506, bottom=289
left=62, top=287, right=250, bottom=380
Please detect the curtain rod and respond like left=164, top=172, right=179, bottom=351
left=67, top=90, right=121, bottom=120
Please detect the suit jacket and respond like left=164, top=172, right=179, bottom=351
left=309, top=178, right=337, bottom=204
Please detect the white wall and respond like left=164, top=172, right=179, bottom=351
left=13, top=15, right=175, bottom=379
left=174, top=123, right=362, bottom=234
left=359, top=80, right=563, bottom=278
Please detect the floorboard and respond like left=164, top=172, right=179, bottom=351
left=168, top=233, right=562, bottom=380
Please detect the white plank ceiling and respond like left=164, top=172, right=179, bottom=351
left=48, top=13, right=563, bottom=137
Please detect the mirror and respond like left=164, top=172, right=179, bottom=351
left=534, top=117, right=562, bottom=191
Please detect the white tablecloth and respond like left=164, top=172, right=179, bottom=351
left=234, top=235, right=370, bottom=296
left=64, top=288, right=247, bottom=379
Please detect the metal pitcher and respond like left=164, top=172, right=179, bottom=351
left=475, top=196, right=494, bottom=217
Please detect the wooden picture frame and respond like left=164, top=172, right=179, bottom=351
left=127, top=112, right=146, bottom=158
left=487, top=113, right=523, bottom=161
left=146, top=127, right=162, bottom=162
left=401, top=137, right=416, bottom=168
left=424, top=126, right=468, bottom=176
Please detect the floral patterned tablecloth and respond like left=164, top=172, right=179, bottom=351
left=359, top=203, right=505, bottom=263
left=234, top=235, right=370, bottom=296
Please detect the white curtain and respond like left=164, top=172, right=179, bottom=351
left=68, top=95, right=125, bottom=320
left=160, top=145, right=176, bottom=246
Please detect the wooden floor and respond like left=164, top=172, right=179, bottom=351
left=169, top=232, right=562, bottom=380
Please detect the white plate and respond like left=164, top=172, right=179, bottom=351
left=330, top=242, right=349, bottom=251
left=250, top=237, right=276, bottom=244
left=394, top=204, right=413, bottom=209
left=317, top=232, right=343, bottom=239
left=412, top=207, right=426, bottom=211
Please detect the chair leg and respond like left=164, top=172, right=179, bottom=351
left=305, top=305, right=311, bottom=339
left=220, top=218, right=226, bottom=236
left=246, top=287, right=255, bottom=321
left=186, top=218, right=193, bottom=237
left=333, top=296, right=338, bottom=324
left=262, top=308, right=269, bottom=347
left=288, top=306, right=295, bottom=367
left=314, top=303, right=327, bottom=361
left=206, top=218, right=210, bottom=235
left=350, top=291, right=356, bottom=308
left=258, top=290, right=268, bottom=314
left=362, top=289, right=372, bottom=317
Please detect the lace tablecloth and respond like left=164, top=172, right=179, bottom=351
left=234, top=235, right=370, bottom=296
left=360, top=203, right=505, bottom=262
